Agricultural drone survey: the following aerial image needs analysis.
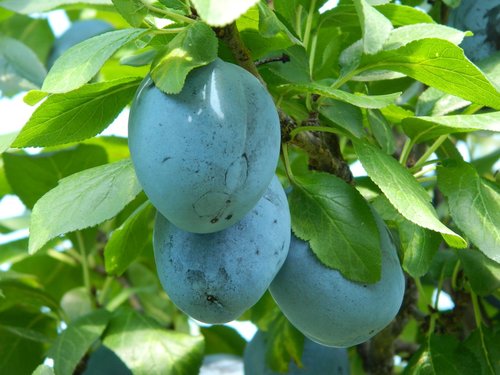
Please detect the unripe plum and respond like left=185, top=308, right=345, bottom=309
left=153, top=176, right=291, bottom=324
left=129, top=58, right=281, bottom=233
left=244, top=331, right=350, bottom=375
left=269, top=212, right=405, bottom=347
left=448, top=0, right=500, bottom=61
left=48, top=20, right=114, bottom=68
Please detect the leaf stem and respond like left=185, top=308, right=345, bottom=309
left=76, top=231, right=93, bottom=307
left=471, top=291, right=495, bottom=375
left=289, top=125, right=340, bottom=139
left=416, top=176, right=437, bottom=184
left=412, top=135, right=447, bottom=171
left=140, top=0, right=195, bottom=24
left=98, top=276, right=114, bottom=307
left=451, top=259, right=461, bottom=291
left=281, top=143, right=296, bottom=184
left=413, top=164, right=436, bottom=179
left=152, top=27, right=187, bottom=34
left=303, top=0, right=316, bottom=50
left=399, top=138, right=413, bottom=166
left=409, top=159, right=439, bottom=173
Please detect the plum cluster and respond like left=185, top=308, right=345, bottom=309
left=128, top=59, right=405, bottom=357
left=129, top=59, right=291, bottom=324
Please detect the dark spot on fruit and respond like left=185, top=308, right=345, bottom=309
left=206, top=294, right=220, bottom=304
left=210, top=217, right=219, bottom=223
left=273, top=219, right=278, bottom=224
left=225, top=214, right=233, bottom=220
left=363, top=285, right=367, bottom=288
left=162, top=156, right=171, bottom=163
left=226, top=199, right=231, bottom=204
left=369, top=329, right=375, bottom=334
left=255, top=249, right=260, bottom=255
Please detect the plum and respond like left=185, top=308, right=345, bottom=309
left=48, top=20, right=114, bottom=68
left=153, top=176, right=291, bottom=324
left=129, top=58, right=281, bottom=233
left=269, top=211, right=405, bottom=347
left=244, top=331, right=350, bottom=375
left=448, top=0, right=500, bottom=61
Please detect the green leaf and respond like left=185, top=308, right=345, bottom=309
left=13, top=77, right=141, bottom=147
left=191, top=0, right=260, bottom=26
left=151, top=22, right=218, bottom=94
left=47, top=310, right=111, bottom=375
left=263, top=46, right=311, bottom=84
left=383, top=24, right=469, bottom=51
left=102, top=308, right=205, bottom=375
left=0, top=0, right=112, bottom=14
left=281, top=83, right=400, bottom=109
left=459, top=249, right=500, bottom=296
left=289, top=172, right=382, bottom=283
left=265, top=314, right=304, bottom=373
left=3, top=144, right=108, bottom=208
left=0, top=36, right=47, bottom=96
left=0, top=132, right=19, bottom=154
left=402, top=112, right=500, bottom=144
left=463, top=329, right=500, bottom=375
left=367, top=109, right=395, bottom=154
left=319, top=99, right=364, bottom=137
left=438, top=161, right=500, bottom=262
left=42, top=28, right=146, bottom=93
left=356, top=39, right=500, bottom=110
left=200, top=326, right=246, bottom=356
left=32, top=364, right=55, bottom=375
left=29, top=159, right=142, bottom=254
left=375, top=3, right=435, bottom=26
left=430, top=335, right=481, bottom=375
left=0, top=309, right=57, bottom=375
left=353, top=0, right=393, bottom=54
left=353, top=139, right=466, bottom=248
left=112, top=0, right=147, bottom=27
left=0, top=14, right=55, bottom=63
left=10, top=252, right=82, bottom=301
left=104, top=202, right=155, bottom=276
left=0, top=279, right=61, bottom=315
left=399, top=220, right=441, bottom=278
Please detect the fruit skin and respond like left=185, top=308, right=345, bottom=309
left=153, top=176, right=291, bottom=324
left=448, top=0, right=500, bottom=61
left=244, top=331, right=350, bottom=375
left=128, top=58, right=281, bottom=234
left=269, top=211, right=405, bottom=348
left=48, top=20, right=114, bottom=67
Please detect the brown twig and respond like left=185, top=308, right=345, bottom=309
left=357, top=275, right=419, bottom=375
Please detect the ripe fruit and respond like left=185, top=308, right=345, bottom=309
left=244, top=331, right=350, bottom=375
left=128, top=58, right=281, bottom=233
left=269, top=211, right=405, bottom=347
left=153, top=176, right=291, bottom=324
left=448, top=0, right=500, bottom=61
left=48, top=20, right=113, bottom=67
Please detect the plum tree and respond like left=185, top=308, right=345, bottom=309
left=153, top=176, right=291, bottom=324
left=128, top=58, right=281, bottom=234
left=269, top=211, right=405, bottom=348
left=244, top=331, right=350, bottom=375
left=448, top=0, right=500, bottom=61
left=47, top=20, right=114, bottom=67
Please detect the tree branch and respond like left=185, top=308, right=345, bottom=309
left=215, top=23, right=353, bottom=183
left=357, top=275, right=419, bottom=375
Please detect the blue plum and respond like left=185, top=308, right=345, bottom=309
left=448, top=0, right=500, bottom=61
left=48, top=20, right=114, bottom=68
left=128, top=58, right=281, bottom=233
left=244, top=331, right=350, bottom=375
left=269, top=212, right=405, bottom=347
left=153, top=176, right=291, bottom=324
